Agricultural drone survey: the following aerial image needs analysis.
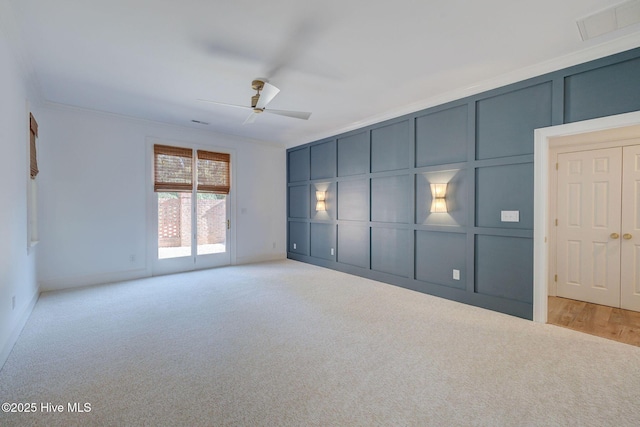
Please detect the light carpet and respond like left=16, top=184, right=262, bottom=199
left=1, top=260, right=639, bottom=426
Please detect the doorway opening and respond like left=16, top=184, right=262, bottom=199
left=533, top=111, right=640, bottom=324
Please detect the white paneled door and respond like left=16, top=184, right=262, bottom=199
left=557, top=148, right=622, bottom=308
left=621, top=145, right=640, bottom=311
left=556, top=145, right=640, bottom=311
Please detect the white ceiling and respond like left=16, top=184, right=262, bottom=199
left=5, top=0, right=640, bottom=147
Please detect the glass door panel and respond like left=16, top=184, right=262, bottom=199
left=157, top=192, right=192, bottom=259
left=196, top=193, right=226, bottom=255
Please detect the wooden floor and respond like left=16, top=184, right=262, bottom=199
left=548, top=296, right=640, bottom=347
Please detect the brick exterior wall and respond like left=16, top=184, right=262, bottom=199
left=158, top=195, right=226, bottom=248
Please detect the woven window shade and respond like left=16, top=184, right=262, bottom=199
left=29, top=113, right=38, bottom=179
left=197, top=150, right=230, bottom=194
left=154, top=145, right=193, bottom=192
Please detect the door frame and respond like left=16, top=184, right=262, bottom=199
left=145, top=137, right=237, bottom=276
left=533, top=111, right=640, bottom=323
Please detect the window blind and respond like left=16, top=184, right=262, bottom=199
left=30, top=113, right=38, bottom=179
left=153, top=145, right=193, bottom=192
left=197, top=150, right=230, bottom=194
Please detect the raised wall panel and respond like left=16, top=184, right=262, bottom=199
left=475, top=235, right=533, bottom=304
left=288, top=147, right=309, bottom=182
left=416, top=170, right=467, bottom=226
left=476, top=82, right=552, bottom=160
left=338, top=132, right=370, bottom=177
left=416, top=105, right=468, bottom=167
left=288, top=221, right=309, bottom=255
left=476, top=163, right=534, bottom=229
left=415, top=231, right=466, bottom=289
left=287, top=47, right=640, bottom=320
left=371, top=228, right=409, bottom=277
left=565, top=57, right=640, bottom=123
left=338, top=179, right=369, bottom=221
left=371, top=175, right=410, bottom=223
left=310, top=223, right=336, bottom=261
left=310, top=140, right=336, bottom=180
left=288, top=184, right=309, bottom=219
left=371, top=121, right=410, bottom=172
left=337, top=224, right=369, bottom=268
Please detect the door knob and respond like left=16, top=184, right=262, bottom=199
left=610, top=233, right=620, bottom=239
left=623, top=233, right=633, bottom=240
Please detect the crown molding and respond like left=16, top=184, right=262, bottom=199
left=288, top=31, right=640, bottom=148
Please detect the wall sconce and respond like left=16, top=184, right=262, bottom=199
left=315, top=191, right=326, bottom=211
left=430, top=183, right=448, bottom=213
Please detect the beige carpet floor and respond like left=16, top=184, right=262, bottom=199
left=1, top=260, right=640, bottom=426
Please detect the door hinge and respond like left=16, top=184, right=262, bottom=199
left=555, top=218, right=558, bottom=226
left=227, top=219, right=230, bottom=230
left=554, top=274, right=557, bottom=282
left=556, top=162, right=558, bottom=170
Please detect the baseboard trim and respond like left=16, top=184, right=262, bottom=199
left=39, top=268, right=149, bottom=292
left=0, top=291, right=39, bottom=371
left=235, top=253, right=286, bottom=265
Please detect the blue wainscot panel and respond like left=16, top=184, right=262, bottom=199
left=371, top=227, right=410, bottom=278
left=311, top=223, right=336, bottom=261
left=288, top=184, right=309, bottom=219
left=475, top=163, right=533, bottom=230
left=565, top=57, right=640, bottom=123
left=338, top=179, right=369, bottom=221
left=371, top=175, right=410, bottom=223
left=288, top=147, right=309, bottom=183
left=415, top=231, right=466, bottom=290
left=288, top=221, right=309, bottom=256
left=371, top=120, right=410, bottom=172
left=475, top=235, right=533, bottom=304
left=337, top=224, right=370, bottom=269
left=338, top=132, right=370, bottom=177
left=416, top=104, right=468, bottom=167
left=310, top=140, right=336, bottom=180
left=476, top=82, right=552, bottom=160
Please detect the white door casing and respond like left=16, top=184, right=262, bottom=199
left=621, top=145, right=640, bottom=311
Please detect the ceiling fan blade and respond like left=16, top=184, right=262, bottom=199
left=197, top=99, right=252, bottom=111
left=255, top=82, right=280, bottom=109
left=264, top=109, right=311, bottom=120
left=243, top=112, right=258, bottom=125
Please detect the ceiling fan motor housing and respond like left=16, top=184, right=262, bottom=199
left=251, top=79, right=265, bottom=91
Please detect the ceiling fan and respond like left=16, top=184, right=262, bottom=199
left=198, top=79, right=312, bottom=124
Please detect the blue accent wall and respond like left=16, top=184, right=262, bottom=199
left=287, top=47, right=640, bottom=320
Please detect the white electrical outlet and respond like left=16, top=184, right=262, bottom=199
left=453, top=269, right=460, bottom=280
left=331, top=248, right=335, bottom=256
left=12, top=296, right=16, bottom=310
left=293, top=243, right=297, bottom=250
left=501, top=210, right=520, bottom=222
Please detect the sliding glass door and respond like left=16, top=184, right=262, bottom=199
left=152, top=145, right=231, bottom=275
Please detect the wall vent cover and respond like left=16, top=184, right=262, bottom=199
left=577, top=0, right=640, bottom=40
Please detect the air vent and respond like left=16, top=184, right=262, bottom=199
left=191, top=120, right=209, bottom=125
left=577, top=0, right=640, bottom=41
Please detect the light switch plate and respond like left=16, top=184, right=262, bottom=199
left=453, top=269, right=460, bottom=280
left=501, top=210, right=520, bottom=222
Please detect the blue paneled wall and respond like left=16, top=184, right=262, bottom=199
left=287, top=48, right=640, bottom=319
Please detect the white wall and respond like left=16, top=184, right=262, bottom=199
left=0, top=9, right=40, bottom=366
left=38, top=105, right=286, bottom=291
